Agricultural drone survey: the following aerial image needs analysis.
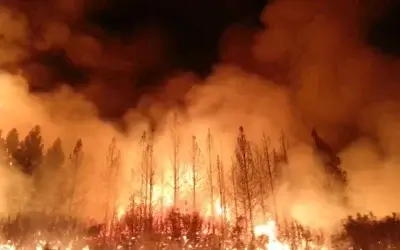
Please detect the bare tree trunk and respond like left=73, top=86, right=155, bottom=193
left=111, top=145, right=121, bottom=240
left=206, top=129, right=215, bottom=221
left=141, top=132, right=148, bottom=222
left=172, top=113, right=180, bottom=208
left=263, top=135, right=278, bottom=223
left=147, top=141, right=154, bottom=231
left=160, top=170, right=165, bottom=217
left=256, top=150, right=267, bottom=222
left=103, top=138, right=121, bottom=241
left=191, top=136, right=198, bottom=211
left=68, top=139, right=83, bottom=216
left=231, top=160, right=239, bottom=221
left=139, top=167, right=145, bottom=230
left=236, top=127, right=254, bottom=238
left=242, top=142, right=254, bottom=233
left=216, top=155, right=226, bottom=237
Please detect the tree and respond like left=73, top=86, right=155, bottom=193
left=43, top=138, right=65, bottom=169
left=190, top=135, right=201, bottom=212
left=216, top=155, right=227, bottom=237
left=261, top=135, right=279, bottom=223
left=68, top=138, right=84, bottom=214
left=39, top=138, right=66, bottom=214
left=0, top=130, right=4, bottom=148
left=206, top=129, right=215, bottom=221
left=104, top=137, right=121, bottom=238
left=171, top=113, right=180, bottom=208
left=235, top=126, right=258, bottom=236
left=311, top=129, right=347, bottom=203
left=16, top=125, right=44, bottom=175
left=5, top=128, right=19, bottom=166
left=0, top=130, right=6, bottom=163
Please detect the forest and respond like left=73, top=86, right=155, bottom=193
left=0, top=125, right=399, bottom=250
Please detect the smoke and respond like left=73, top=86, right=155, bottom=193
left=0, top=0, right=398, bottom=235
left=244, top=0, right=400, bottom=229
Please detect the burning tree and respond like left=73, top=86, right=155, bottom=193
left=68, top=139, right=84, bottom=215
left=206, top=129, right=215, bottom=220
left=138, top=131, right=155, bottom=232
left=234, top=126, right=258, bottom=237
left=5, top=128, right=19, bottom=165
left=43, top=138, right=65, bottom=170
left=190, top=135, right=202, bottom=212
left=216, top=154, right=228, bottom=237
left=311, top=128, right=347, bottom=204
left=171, top=113, right=181, bottom=208
left=104, top=137, right=122, bottom=237
left=14, top=125, right=44, bottom=175
left=35, top=137, right=66, bottom=213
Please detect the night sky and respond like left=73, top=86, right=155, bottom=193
left=12, top=0, right=400, bottom=117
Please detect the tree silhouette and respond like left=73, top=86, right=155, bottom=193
left=311, top=128, right=347, bottom=202
left=104, top=137, right=121, bottom=238
left=16, top=125, right=44, bottom=175
left=5, top=128, right=19, bottom=166
left=68, top=138, right=84, bottom=214
left=43, top=138, right=65, bottom=169
left=35, top=138, right=65, bottom=214
left=0, top=130, right=4, bottom=148
left=235, top=126, right=257, bottom=236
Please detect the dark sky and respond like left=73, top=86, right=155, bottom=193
left=89, top=0, right=400, bottom=73
left=15, top=0, right=400, bottom=117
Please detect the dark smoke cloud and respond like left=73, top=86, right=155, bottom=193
left=0, top=0, right=174, bottom=117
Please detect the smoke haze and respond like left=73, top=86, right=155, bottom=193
left=0, top=0, right=399, bottom=232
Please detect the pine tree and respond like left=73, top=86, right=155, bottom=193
left=38, top=138, right=65, bottom=214
left=191, top=135, right=201, bottom=212
left=0, top=130, right=4, bottom=148
left=16, top=125, right=44, bottom=175
left=171, top=113, right=180, bottom=208
left=235, top=126, right=257, bottom=237
left=43, top=138, right=65, bottom=169
left=0, top=130, right=6, bottom=163
left=206, top=129, right=215, bottom=221
left=104, top=137, right=121, bottom=238
left=68, top=139, right=84, bottom=214
left=5, top=128, right=19, bottom=166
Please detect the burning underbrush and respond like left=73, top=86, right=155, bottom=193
left=1, top=211, right=400, bottom=249
left=0, top=122, right=399, bottom=249
left=0, top=210, right=326, bottom=249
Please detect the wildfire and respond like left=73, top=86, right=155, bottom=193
left=0, top=242, right=90, bottom=250
left=255, top=220, right=290, bottom=250
left=116, top=206, right=126, bottom=220
left=254, top=220, right=327, bottom=250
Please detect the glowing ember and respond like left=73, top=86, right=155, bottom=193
left=0, top=243, right=16, bottom=250
left=254, top=220, right=290, bottom=250
left=253, top=219, right=327, bottom=250
left=117, top=206, right=126, bottom=220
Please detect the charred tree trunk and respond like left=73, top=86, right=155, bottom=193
left=236, top=127, right=254, bottom=236
left=216, top=155, right=226, bottom=237
left=206, top=129, right=215, bottom=221
left=147, top=141, right=154, bottom=231
left=68, top=139, right=83, bottom=216
left=263, top=135, right=279, bottom=223
left=172, top=113, right=180, bottom=208
left=104, top=138, right=121, bottom=240
left=192, top=136, right=197, bottom=211
left=231, top=160, right=239, bottom=221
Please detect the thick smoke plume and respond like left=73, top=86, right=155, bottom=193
left=0, top=0, right=398, bottom=233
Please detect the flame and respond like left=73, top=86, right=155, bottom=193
left=255, top=220, right=290, bottom=250
left=0, top=243, right=16, bottom=250
left=116, top=206, right=126, bottom=220
left=0, top=243, right=90, bottom=250
left=254, top=220, right=327, bottom=250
